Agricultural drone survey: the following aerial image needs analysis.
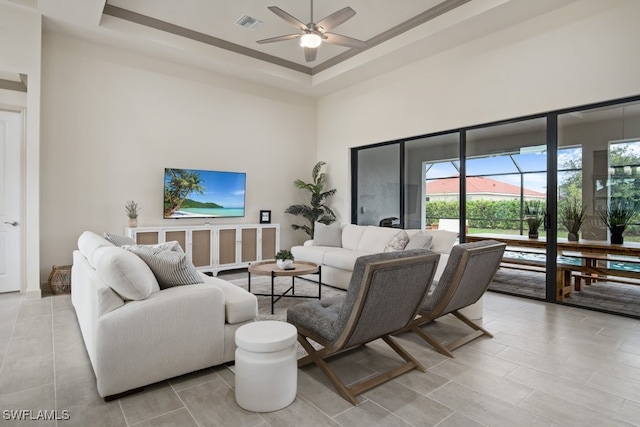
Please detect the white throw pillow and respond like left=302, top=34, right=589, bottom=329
left=405, top=232, right=434, bottom=250
left=384, top=230, right=410, bottom=252
left=93, top=246, right=159, bottom=300
left=126, top=246, right=204, bottom=289
left=423, top=230, right=458, bottom=254
left=313, top=222, right=342, bottom=247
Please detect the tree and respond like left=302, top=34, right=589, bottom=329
left=609, top=143, right=640, bottom=203
left=285, top=161, right=337, bottom=238
left=164, top=168, right=206, bottom=217
left=558, top=152, right=583, bottom=202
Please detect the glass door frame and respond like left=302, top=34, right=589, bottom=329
left=351, top=94, right=640, bottom=307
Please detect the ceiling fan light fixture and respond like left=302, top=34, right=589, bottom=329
left=300, top=32, right=322, bottom=48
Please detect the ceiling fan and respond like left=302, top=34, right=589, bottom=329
left=256, top=0, right=366, bottom=62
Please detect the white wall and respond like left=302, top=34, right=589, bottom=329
left=40, top=33, right=317, bottom=283
left=0, top=3, right=42, bottom=297
left=317, top=0, right=640, bottom=222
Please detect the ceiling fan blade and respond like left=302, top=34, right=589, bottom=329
left=323, top=32, right=366, bottom=49
left=316, top=7, right=356, bottom=32
left=304, top=47, right=318, bottom=62
left=268, top=6, right=309, bottom=31
left=256, top=34, right=301, bottom=44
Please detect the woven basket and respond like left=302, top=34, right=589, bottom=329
left=48, top=265, right=72, bottom=295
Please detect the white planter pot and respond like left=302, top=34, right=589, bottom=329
left=276, top=259, right=293, bottom=269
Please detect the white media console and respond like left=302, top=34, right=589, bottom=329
left=125, top=223, right=280, bottom=275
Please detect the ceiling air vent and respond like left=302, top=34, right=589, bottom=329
left=236, top=15, right=263, bottom=30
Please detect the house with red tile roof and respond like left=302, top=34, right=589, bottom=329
left=426, top=176, right=546, bottom=201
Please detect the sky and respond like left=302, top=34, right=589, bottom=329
left=425, top=147, right=583, bottom=193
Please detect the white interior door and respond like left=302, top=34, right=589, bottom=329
left=0, top=110, right=22, bottom=293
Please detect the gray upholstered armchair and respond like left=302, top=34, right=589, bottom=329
left=286, top=249, right=440, bottom=405
left=409, top=239, right=506, bottom=357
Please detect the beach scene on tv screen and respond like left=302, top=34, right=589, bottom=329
left=164, top=168, right=246, bottom=218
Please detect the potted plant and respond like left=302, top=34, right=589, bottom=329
left=524, top=200, right=545, bottom=239
left=598, top=200, right=637, bottom=244
left=275, top=249, right=294, bottom=269
left=285, top=161, right=337, bottom=239
left=125, top=200, right=139, bottom=228
left=560, top=198, right=588, bottom=241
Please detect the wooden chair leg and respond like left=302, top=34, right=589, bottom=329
left=296, top=334, right=426, bottom=405
left=383, top=335, right=426, bottom=372
left=410, top=311, right=494, bottom=358
left=297, top=336, right=359, bottom=405
left=452, top=311, right=493, bottom=338
left=410, top=323, right=456, bottom=358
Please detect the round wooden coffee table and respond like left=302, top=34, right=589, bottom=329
left=248, top=260, right=321, bottom=314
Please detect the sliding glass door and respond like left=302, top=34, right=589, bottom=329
left=465, top=118, right=548, bottom=299
left=354, top=143, right=400, bottom=226
left=557, top=100, right=640, bottom=315
left=405, top=133, right=459, bottom=231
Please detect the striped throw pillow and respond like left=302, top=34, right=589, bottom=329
left=126, top=246, right=204, bottom=289
left=103, top=232, right=137, bottom=247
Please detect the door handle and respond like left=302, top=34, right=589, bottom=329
left=4, top=221, right=18, bottom=226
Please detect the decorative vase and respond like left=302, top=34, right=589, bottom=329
left=528, top=230, right=538, bottom=239
left=567, top=232, right=579, bottom=242
left=276, top=259, right=293, bottom=269
left=128, top=218, right=138, bottom=228
left=610, top=225, right=625, bottom=244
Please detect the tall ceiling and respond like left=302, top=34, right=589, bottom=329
left=8, top=0, right=580, bottom=96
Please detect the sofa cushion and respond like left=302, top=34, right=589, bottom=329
left=384, top=230, right=410, bottom=252
left=291, top=245, right=339, bottom=265
left=405, top=232, right=434, bottom=250
left=356, top=226, right=402, bottom=253
left=127, top=246, right=204, bottom=289
left=103, top=232, right=137, bottom=247
left=424, top=230, right=458, bottom=254
left=313, top=222, right=342, bottom=247
left=78, top=231, right=114, bottom=268
left=341, top=224, right=367, bottom=251
left=203, top=274, right=258, bottom=324
left=323, top=249, right=370, bottom=271
left=93, top=246, right=159, bottom=300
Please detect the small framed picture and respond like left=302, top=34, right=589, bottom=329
left=260, top=210, right=271, bottom=224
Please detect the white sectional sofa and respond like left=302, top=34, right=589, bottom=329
left=71, top=231, right=258, bottom=399
left=291, top=224, right=458, bottom=290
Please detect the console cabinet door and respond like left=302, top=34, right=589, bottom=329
left=132, top=231, right=159, bottom=245
left=260, top=226, right=278, bottom=260
left=217, top=227, right=238, bottom=266
left=190, top=229, right=212, bottom=268
left=165, top=230, right=187, bottom=252
left=241, top=227, right=258, bottom=263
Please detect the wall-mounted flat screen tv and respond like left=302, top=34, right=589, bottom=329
left=164, top=168, right=246, bottom=219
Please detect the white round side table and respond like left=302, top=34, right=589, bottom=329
left=234, top=320, right=298, bottom=412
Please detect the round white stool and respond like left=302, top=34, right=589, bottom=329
left=234, top=320, right=298, bottom=412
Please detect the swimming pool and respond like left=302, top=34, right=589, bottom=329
left=503, top=250, right=640, bottom=272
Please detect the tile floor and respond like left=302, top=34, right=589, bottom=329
left=1, top=272, right=640, bottom=426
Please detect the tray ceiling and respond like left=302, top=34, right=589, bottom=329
left=11, top=0, right=582, bottom=96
